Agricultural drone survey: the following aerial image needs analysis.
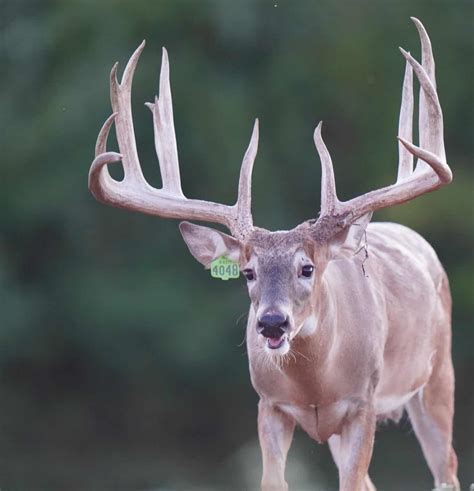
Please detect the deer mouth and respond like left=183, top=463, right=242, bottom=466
left=266, top=334, right=287, bottom=350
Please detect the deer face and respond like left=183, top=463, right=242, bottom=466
left=179, top=215, right=371, bottom=356
left=240, top=229, right=321, bottom=355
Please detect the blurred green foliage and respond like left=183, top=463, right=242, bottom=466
left=0, top=0, right=472, bottom=490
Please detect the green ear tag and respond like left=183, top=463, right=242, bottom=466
left=210, top=256, right=240, bottom=281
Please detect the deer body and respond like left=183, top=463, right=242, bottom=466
left=246, top=222, right=456, bottom=489
left=88, top=18, right=458, bottom=491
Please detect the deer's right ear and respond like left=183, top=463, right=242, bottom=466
left=179, top=221, right=241, bottom=268
left=328, top=212, right=373, bottom=260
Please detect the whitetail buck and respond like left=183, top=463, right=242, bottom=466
left=89, top=18, right=458, bottom=491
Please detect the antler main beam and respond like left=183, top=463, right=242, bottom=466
left=313, top=17, right=452, bottom=227
left=88, top=42, right=258, bottom=241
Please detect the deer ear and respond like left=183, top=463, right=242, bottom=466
left=328, top=212, right=373, bottom=259
left=179, top=221, right=241, bottom=268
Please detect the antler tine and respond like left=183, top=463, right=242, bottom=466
left=397, top=59, right=414, bottom=181
left=89, top=44, right=257, bottom=240
left=110, top=41, right=146, bottom=185
left=145, top=48, right=184, bottom=197
left=412, top=16, right=435, bottom=85
left=89, top=113, right=123, bottom=203
left=235, top=119, right=259, bottom=238
left=412, top=16, right=445, bottom=175
left=398, top=46, right=450, bottom=182
left=412, top=16, right=436, bottom=175
left=314, top=121, right=340, bottom=216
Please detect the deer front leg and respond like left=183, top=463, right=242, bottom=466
left=336, top=403, right=376, bottom=491
left=258, top=400, right=295, bottom=491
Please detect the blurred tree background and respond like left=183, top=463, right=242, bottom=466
left=0, top=0, right=472, bottom=490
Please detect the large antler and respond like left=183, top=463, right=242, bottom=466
left=313, top=17, right=452, bottom=231
left=88, top=42, right=258, bottom=241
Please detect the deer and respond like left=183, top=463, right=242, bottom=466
left=88, top=18, right=459, bottom=491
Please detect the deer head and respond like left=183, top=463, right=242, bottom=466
left=89, top=17, right=451, bottom=357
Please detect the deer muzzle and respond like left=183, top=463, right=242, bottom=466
left=257, top=311, right=290, bottom=349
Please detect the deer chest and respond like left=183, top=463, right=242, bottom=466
left=277, top=399, right=353, bottom=443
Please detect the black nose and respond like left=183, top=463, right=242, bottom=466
left=257, top=311, right=289, bottom=338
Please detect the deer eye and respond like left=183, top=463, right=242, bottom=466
left=243, top=269, right=255, bottom=281
left=300, top=265, right=314, bottom=278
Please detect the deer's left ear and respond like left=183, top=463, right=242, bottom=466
left=328, top=212, right=373, bottom=259
left=179, top=221, right=241, bottom=268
